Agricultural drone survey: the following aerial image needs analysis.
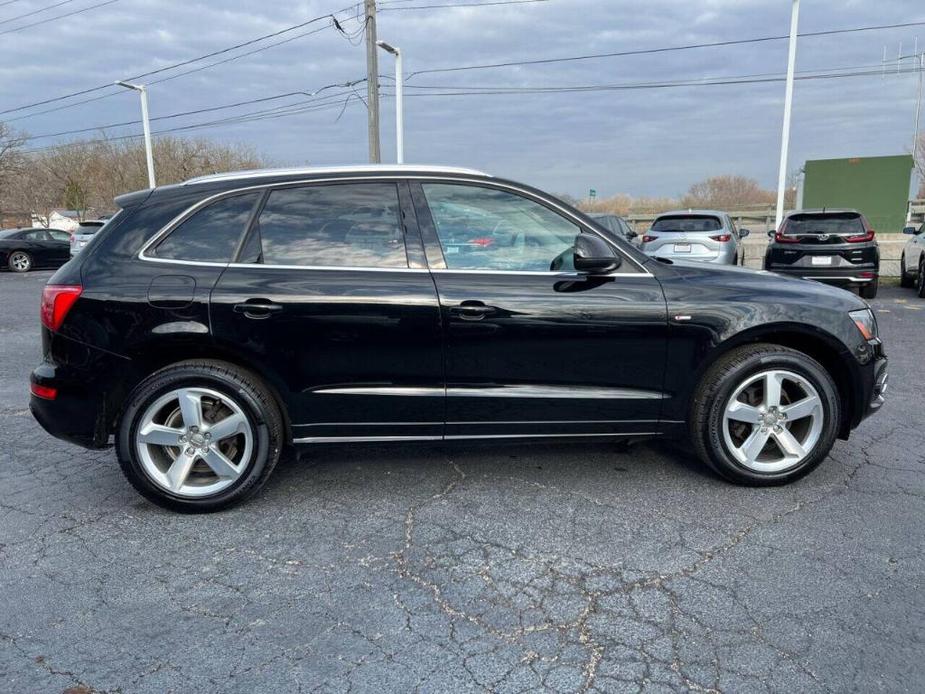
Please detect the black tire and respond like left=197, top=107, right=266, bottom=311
left=899, top=255, right=914, bottom=288
left=859, top=279, right=878, bottom=300
left=917, top=258, right=925, bottom=299
left=7, top=250, right=32, bottom=272
left=690, top=343, right=840, bottom=486
left=116, top=359, right=284, bottom=512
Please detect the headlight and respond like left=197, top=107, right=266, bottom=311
left=849, top=308, right=877, bottom=341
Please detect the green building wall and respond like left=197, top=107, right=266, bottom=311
left=802, top=155, right=913, bottom=233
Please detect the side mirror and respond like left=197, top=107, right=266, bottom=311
left=625, top=230, right=638, bottom=240
left=738, top=228, right=750, bottom=238
left=903, top=226, right=917, bottom=235
left=767, top=230, right=775, bottom=238
left=574, top=234, right=621, bottom=274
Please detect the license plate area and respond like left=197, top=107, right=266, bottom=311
left=811, top=255, right=833, bottom=266
left=673, top=243, right=691, bottom=253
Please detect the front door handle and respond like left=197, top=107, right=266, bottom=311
left=449, top=301, right=498, bottom=321
left=234, top=300, right=284, bottom=319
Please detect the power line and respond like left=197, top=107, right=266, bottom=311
left=382, top=64, right=925, bottom=98
left=0, top=0, right=117, bottom=36
left=23, top=63, right=925, bottom=155
left=22, top=79, right=367, bottom=141
left=0, top=2, right=360, bottom=117
left=407, top=19, right=925, bottom=78
left=381, top=0, right=548, bottom=9
left=19, top=90, right=363, bottom=154
left=0, top=0, right=79, bottom=27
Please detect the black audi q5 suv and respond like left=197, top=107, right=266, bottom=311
left=30, top=166, right=888, bottom=512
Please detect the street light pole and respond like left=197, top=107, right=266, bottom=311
left=377, top=41, right=404, bottom=164
left=910, top=52, right=924, bottom=223
left=775, top=0, right=800, bottom=230
left=115, top=80, right=156, bottom=188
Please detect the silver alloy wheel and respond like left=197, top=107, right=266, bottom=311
left=722, top=369, right=824, bottom=473
left=135, top=386, right=253, bottom=498
left=9, top=251, right=31, bottom=272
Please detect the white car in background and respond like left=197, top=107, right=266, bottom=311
left=69, top=220, right=106, bottom=256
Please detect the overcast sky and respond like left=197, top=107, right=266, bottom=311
left=0, top=0, right=922, bottom=197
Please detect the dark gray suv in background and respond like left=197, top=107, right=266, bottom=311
left=764, top=209, right=880, bottom=299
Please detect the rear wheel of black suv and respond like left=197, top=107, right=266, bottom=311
left=691, top=344, right=840, bottom=485
left=116, top=360, right=283, bottom=512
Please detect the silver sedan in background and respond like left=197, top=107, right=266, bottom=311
left=640, top=210, right=749, bottom=265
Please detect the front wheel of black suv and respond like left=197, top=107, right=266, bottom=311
left=899, top=255, right=914, bottom=288
left=690, top=344, right=840, bottom=485
left=116, top=360, right=284, bottom=512
left=859, top=279, right=878, bottom=300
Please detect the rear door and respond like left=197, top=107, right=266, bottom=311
left=209, top=179, right=444, bottom=443
left=45, top=229, right=72, bottom=263
left=412, top=179, right=668, bottom=440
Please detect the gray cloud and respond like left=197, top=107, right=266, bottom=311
left=1, top=0, right=922, bottom=198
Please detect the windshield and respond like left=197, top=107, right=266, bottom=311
left=651, top=215, right=722, bottom=232
left=76, top=223, right=103, bottom=235
left=784, top=213, right=864, bottom=235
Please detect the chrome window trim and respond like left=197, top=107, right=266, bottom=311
left=137, top=175, right=652, bottom=276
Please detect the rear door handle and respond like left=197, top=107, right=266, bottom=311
left=234, top=300, right=284, bottom=319
left=449, top=301, right=497, bottom=321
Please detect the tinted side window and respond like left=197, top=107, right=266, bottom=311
left=24, top=230, right=49, bottom=241
left=422, top=183, right=581, bottom=272
left=48, top=230, right=70, bottom=241
left=153, top=192, right=259, bottom=262
left=252, top=183, right=407, bottom=267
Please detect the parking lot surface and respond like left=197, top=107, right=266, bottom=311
left=1, top=270, right=923, bottom=693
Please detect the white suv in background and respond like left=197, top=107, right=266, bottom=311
left=69, top=220, right=106, bottom=256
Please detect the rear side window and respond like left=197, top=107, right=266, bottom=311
left=784, top=213, right=864, bottom=235
left=249, top=183, right=407, bottom=268
left=153, top=192, right=259, bottom=262
left=651, top=215, right=722, bottom=232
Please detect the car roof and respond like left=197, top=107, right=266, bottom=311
left=116, top=165, right=496, bottom=208
left=655, top=209, right=727, bottom=217
left=786, top=208, right=860, bottom=216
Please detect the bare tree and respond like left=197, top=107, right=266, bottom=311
left=916, top=132, right=925, bottom=198
left=1, top=134, right=269, bottom=223
left=681, top=175, right=776, bottom=210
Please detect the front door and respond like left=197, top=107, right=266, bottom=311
left=411, top=180, right=668, bottom=440
left=210, top=179, right=444, bottom=442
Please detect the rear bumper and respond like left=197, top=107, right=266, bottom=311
left=30, top=360, right=110, bottom=448
left=768, top=266, right=878, bottom=287
left=29, top=335, right=129, bottom=449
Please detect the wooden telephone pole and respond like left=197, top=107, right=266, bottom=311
left=364, top=0, right=381, bottom=163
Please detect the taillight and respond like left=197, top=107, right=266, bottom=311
left=642, top=234, right=658, bottom=243
left=40, top=285, right=82, bottom=331
left=30, top=383, right=58, bottom=400
left=471, top=237, right=494, bottom=247
left=845, top=229, right=875, bottom=243
left=773, top=230, right=799, bottom=243
left=709, top=234, right=732, bottom=242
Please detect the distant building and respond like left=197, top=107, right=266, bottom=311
left=32, top=209, right=82, bottom=231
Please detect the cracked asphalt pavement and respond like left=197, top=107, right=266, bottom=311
left=1, top=270, right=923, bottom=693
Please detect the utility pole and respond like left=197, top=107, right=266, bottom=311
left=775, top=0, right=800, bottom=229
left=364, top=0, right=381, bottom=163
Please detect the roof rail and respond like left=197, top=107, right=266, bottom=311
left=182, top=164, right=491, bottom=186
